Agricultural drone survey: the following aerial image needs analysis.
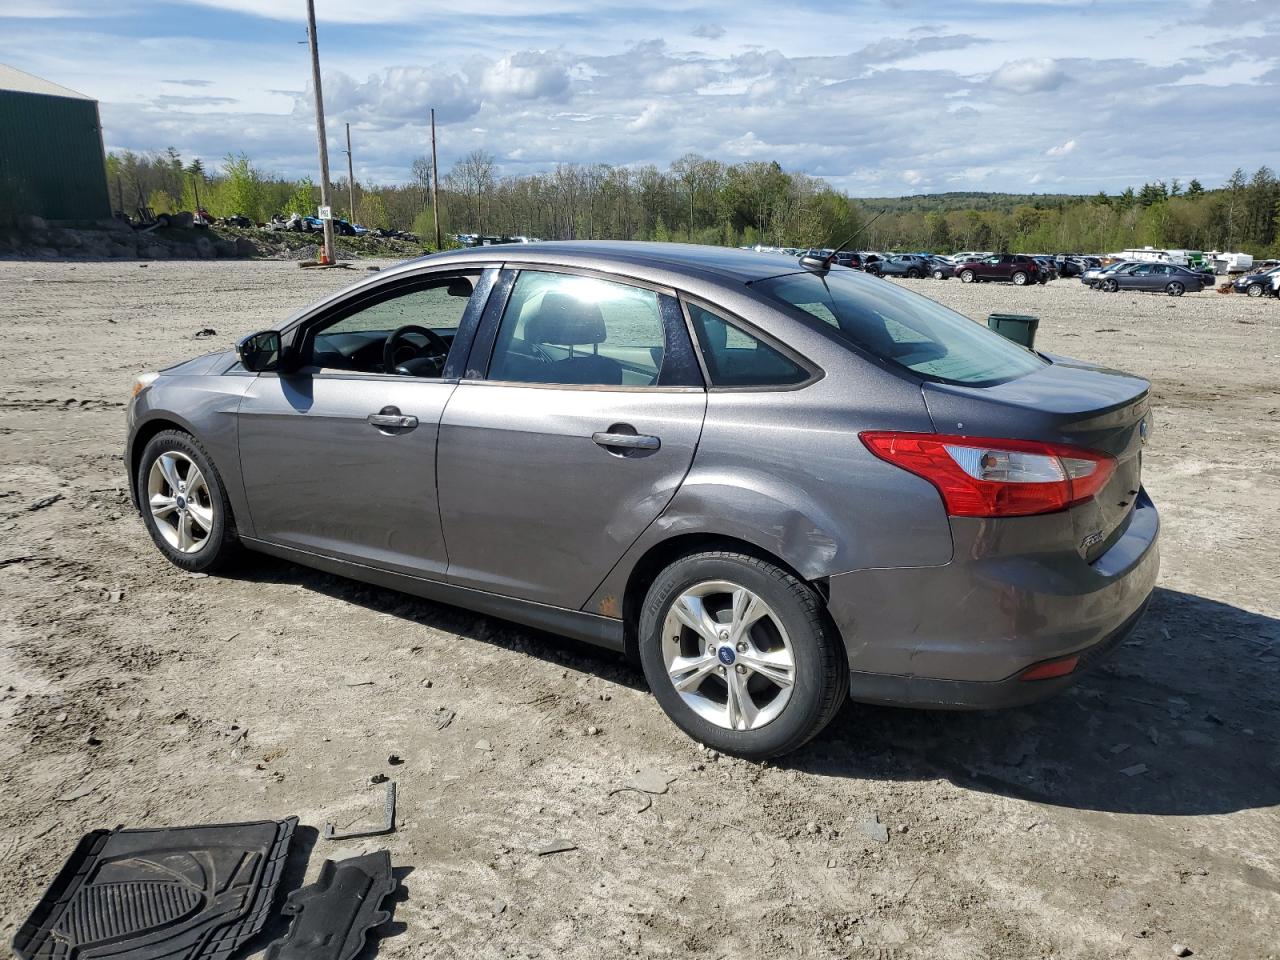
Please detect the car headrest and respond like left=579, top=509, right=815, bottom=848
left=525, top=292, right=606, bottom=346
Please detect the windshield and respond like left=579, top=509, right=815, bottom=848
left=752, top=270, right=1047, bottom=386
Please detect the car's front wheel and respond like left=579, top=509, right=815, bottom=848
left=639, top=551, right=847, bottom=759
left=959, top=269, right=975, bottom=283
left=1246, top=283, right=1264, bottom=297
left=137, top=429, right=239, bottom=573
left=1012, top=271, right=1029, bottom=285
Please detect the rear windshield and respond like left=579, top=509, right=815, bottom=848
left=752, top=270, right=1047, bottom=386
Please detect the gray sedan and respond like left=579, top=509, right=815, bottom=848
left=126, top=242, right=1159, bottom=758
left=1097, top=262, right=1206, bottom=296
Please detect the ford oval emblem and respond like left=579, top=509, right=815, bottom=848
left=717, top=646, right=736, bottom=665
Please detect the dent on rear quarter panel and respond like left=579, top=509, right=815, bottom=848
left=584, top=355, right=954, bottom=615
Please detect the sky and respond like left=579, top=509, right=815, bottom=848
left=2, top=0, right=1277, bottom=197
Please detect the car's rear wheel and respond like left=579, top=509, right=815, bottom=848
left=959, top=269, right=975, bottom=283
left=1102, top=278, right=1119, bottom=292
left=1166, top=281, right=1185, bottom=297
left=1012, top=271, right=1028, bottom=285
left=639, top=551, right=847, bottom=759
left=137, top=429, right=239, bottom=573
left=932, top=269, right=945, bottom=280
left=1246, top=283, right=1263, bottom=297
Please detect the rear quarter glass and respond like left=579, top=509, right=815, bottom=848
left=752, top=270, right=1047, bottom=386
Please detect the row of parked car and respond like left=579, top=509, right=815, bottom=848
left=760, top=245, right=1280, bottom=297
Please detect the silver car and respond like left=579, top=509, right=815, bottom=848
left=127, top=242, right=1159, bottom=758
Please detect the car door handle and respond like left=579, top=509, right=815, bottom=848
left=592, top=431, right=660, bottom=451
left=368, top=412, right=418, bottom=429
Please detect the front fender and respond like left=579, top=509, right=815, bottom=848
left=126, top=373, right=254, bottom=531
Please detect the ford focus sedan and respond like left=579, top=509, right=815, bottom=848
left=127, top=242, right=1159, bottom=759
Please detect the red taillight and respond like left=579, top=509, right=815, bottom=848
left=1018, top=655, right=1079, bottom=681
left=859, top=431, right=1115, bottom=518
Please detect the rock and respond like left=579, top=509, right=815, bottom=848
left=628, top=768, right=673, bottom=795
left=29, top=215, right=47, bottom=230
left=1119, top=763, right=1148, bottom=777
left=585, top=725, right=600, bottom=736
left=169, top=211, right=194, bottom=229
left=194, top=328, right=218, bottom=339
left=535, top=839, right=577, bottom=856
left=805, top=821, right=820, bottom=835
left=1172, top=945, right=1192, bottom=957
left=475, top=739, right=493, bottom=752
left=388, top=754, right=403, bottom=765
left=233, top=237, right=257, bottom=257
left=370, top=773, right=389, bottom=785
left=858, top=818, right=889, bottom=843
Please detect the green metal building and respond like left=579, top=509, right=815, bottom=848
left=0, top=64, right=111, bottom=223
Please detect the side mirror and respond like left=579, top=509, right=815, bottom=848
left=237, top=330, right=281, bottom=372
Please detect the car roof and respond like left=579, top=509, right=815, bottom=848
left=380, top=241, right=805, bottom=286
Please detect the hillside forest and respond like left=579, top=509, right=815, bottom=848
left=106, top=148, right=1280, bottom=256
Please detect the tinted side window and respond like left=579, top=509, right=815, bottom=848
left=488, top=271, right=667, bottom=386
left=687, top=303, right=809, bottom=388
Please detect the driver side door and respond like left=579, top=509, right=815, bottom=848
left=235, top=268, right=494, bottom=578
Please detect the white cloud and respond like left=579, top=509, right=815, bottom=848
left=4, top=1, right=1278, bottom=195
left=989, top=57, right=1066, bottom=93
left=480, top=50, right=570, bottom=100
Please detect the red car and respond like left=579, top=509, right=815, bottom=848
left=955, top=254, right=1042, bottom=286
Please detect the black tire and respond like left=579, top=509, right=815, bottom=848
left=932, top=269, right=945, bottom=280
left=959, top=269, right=975, bottom=283
left=906, top=268, right=922, bottom=279
left=1166, top=281, right=1185, bottom=297
left=1246, top=283, right=1263, bottom=298
left=136, top=429, right=240, bottom=573
left=639, top=551, right=848, bottom=759
left=1102, top=278, right=1119, bottom=293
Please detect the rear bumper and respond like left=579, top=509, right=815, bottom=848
left=826, top=491, right=1160, bottom=709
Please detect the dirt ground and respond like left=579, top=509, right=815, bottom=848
left=1, top=258, right=1277, bottom=960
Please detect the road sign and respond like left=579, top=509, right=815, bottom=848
left=317, top=205, right=332, bottom=220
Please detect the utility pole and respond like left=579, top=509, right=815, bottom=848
left=430, top=107, right=442, bottom=252
left=305, top=0, right=336, bottom=265
left=343, top=122, right=356, bottom=224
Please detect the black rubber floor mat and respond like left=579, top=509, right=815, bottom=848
left=264, top=850, right=395, bottom=960
left=12, top=817, right=297, bottom=960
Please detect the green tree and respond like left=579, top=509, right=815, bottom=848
left=220, top=153, right=263, bottom=221
left=284, top=178, right=315, bottom=216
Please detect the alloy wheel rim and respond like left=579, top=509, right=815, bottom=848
left=147, top=451, right=214, bottom=553
left=661, top=580, right=796, bottom=732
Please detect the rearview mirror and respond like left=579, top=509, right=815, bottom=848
left=237, top=330, right=281, bottom=372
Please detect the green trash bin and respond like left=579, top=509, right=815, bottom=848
left=987, top=313, right=1039, bottom=348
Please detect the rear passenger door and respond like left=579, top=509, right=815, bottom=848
left=980, top=255, right=1009, bottom=280
left=435, top=268, right=707, bottom=609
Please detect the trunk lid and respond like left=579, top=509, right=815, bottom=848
left=921, top=355, right=1150, bottom=560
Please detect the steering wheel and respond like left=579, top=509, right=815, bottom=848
left=383, top=324, right=450, bottom=376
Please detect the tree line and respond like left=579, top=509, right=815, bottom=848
left=104, top=146, right=1280, bottom=256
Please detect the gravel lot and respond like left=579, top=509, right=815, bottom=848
left=1, top=258, right=1277, bottom=959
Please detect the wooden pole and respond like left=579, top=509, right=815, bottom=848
left=430, top=107, right=442, bottom=251
left=345, top=122, right=356, bottom=224
left=305, top=0, right=336, bottom=264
